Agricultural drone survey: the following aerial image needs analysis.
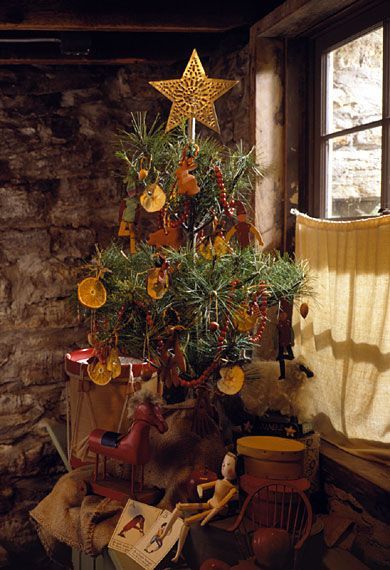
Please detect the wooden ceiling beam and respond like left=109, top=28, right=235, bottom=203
left=0, top=30, right=234, bottom=64
left=0, top=57, right=149, bottom=65
left=251, top=0, right=362, bottom=37
left=0, top=0, right=250, bottom=33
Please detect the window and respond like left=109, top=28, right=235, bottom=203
left=311, top=8, right=389, bottom=219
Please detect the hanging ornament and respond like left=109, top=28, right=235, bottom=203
left=148, top=210, right=183, bottom=249
left=118, top=190, right=138, bottom=254
left=217, top=365, right=245, bottom=395
left=300, top=302, right=309, bottom=319
left=77, top=277, right=107, bottom=309
left=87, top=331, right=98, bottom=346
left=198, top=216, right=232, bottom=259
left=87, top=360, right=112, bottom=385
left=158, top=326, right=186, bottom=388
left=140, top=174, right=166, bottom=213
left=149, top=49, right=238, bottom=133
left=232, top=302, right=259, bottom=332
left=138, top=156, right=149, bottom=181
left=175, top=144, right=200, bottom=196
left=213, top=234, right=232, bottom=256
left=147, top=258, right=170, bottom=299
left=225, top=201, right=264, bottom=249
left=106, top=347, right=122, bottom=379
left=148, top=225, right=183, bottom=249
left=198, top=234, right=231, bottom=259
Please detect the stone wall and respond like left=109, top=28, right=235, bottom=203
left=0, top=46, right=249, bottom=567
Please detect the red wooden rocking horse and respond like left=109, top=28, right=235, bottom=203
left=88, top=391, right=168, bottom=500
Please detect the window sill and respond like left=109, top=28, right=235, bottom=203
left=319, top=440, right=389, bottom=524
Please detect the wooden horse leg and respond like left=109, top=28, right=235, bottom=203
left=94, top=454, right=99, bottom=482
left=103, top=456, right=107, bottom=480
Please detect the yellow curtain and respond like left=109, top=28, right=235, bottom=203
left=293, top=212, right=390, bottom=465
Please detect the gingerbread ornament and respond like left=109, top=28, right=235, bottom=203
left=175, top=144, right=200, bottom=196
left=225, top=202, right=264, bottom=249
left=147, top=224, right=183, bottom=249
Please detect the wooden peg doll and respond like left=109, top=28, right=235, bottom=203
left=118, top=189, right=138, bottom=254
left=276, top=299, right=294, bottom=379
left=161, top=452, right=238, bottom=563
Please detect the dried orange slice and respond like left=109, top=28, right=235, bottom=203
left=140, top=183, right=166, bottom=213
left=198, top=239, right=213, bottom=260
left=106, top=348, right=122, bottom=379
left=217, top=365, right=245, bottom=395
left=78, top=277, right=107, bottom=309
left=87, top=361, right=112, bottom=385
left=198, top=236, right=231, bottom=259
left=147, top=268, right=169, bottom=299
left=213, top=235, right=232, bottom=256
left=232, top=304, right=258, bottom=332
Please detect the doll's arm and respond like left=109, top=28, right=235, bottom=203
left=225, top=226, right=236, bottom=243
left=197, top=480, right=216, bottom=498
left=200, top=488, right=237, bottom=526
left=249, top=225, right=264, bottom=246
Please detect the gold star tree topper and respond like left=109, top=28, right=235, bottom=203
left=149, top=49, right=238, bottom=133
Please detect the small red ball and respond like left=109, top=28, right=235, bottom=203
left=209, top=321, right=220, bottom=332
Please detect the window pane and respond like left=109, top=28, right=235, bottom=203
left=325, top=126, right=382, bottom=218
left=326, top=27, right=383, bottom=134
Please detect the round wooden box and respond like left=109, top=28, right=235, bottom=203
left=236, top=436, right=305, bottom=480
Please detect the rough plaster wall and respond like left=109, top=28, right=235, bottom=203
left=254, top=38, right=284, bottom=251
left=0, top=47, right=250, bottom=566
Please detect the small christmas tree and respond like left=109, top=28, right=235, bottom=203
left=76, top=50, right=309, bottom=401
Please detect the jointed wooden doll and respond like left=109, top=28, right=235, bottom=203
left=118, top=189, right=138, bottom=254
left=161, top=452, right=238, bottom=563
left=276, top=299, right=295, bottom=379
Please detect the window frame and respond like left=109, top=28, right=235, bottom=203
left=309, top=4, right=390, bottom=219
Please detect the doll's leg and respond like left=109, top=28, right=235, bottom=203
left=161, top=503, right=208, bottom=539
left=171, top=510, right=213, bottom=563
left=286, top=345, right=294, bottom=359
left=200, top=506, right=221, bottom=526
left=278, top=357, right=286, bottom=379
left=171, top=524, right=190, bottom=563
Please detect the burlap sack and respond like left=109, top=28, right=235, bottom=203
left=30, top=467, right=122, bottom=564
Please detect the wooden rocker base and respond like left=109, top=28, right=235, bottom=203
left=90, top=478, right=163, bottom=505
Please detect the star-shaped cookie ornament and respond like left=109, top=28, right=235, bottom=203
left=149, top=49, right=238, bottom=133
left=284, top=426, right=297, bottom=438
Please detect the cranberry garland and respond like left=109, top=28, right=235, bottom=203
left=178, top=279, right=237, bottom=388
left=214, top=165, right=235, bottom=218
left=250, top=282, right=268, bottom=343
left=159, top=198, right=190, bottom=230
